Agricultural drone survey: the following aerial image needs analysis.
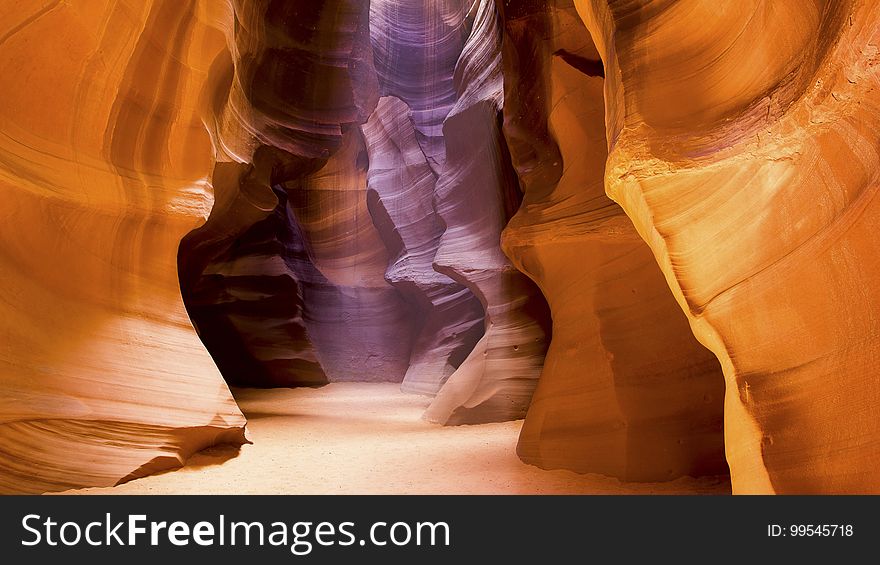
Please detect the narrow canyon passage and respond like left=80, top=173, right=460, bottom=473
left=2, top=0, right=879, bottom=496
left=69, top=384, right=730, bottom=495
left=170, top=0, right=728, bottom=492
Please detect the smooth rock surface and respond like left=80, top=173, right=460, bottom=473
left=180, top=0, right=401, bottom=385
left=0, top=0, right=246, bottom=494
left=4, top=0, right=878, bottom=495
left=425, top=0, right=552, bottom=425
left=362, top=96, right=485, bottom=394
left=284, top=128, right=416, bottom=382
left=578, top=0, right=880, bottom=493
left=498, top=0, right=726, bottom=481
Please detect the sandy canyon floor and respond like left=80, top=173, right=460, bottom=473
left=67, top=384, right=730, bottom=495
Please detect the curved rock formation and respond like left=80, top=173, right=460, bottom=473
left=424, top=0, right=552, bottom=424
left=179, top=158, right=329, bottom=388
left=498, top=0, right=726, bottom=481
left=367, top=0, right=490, bottom=396
left=183, top=0, right=551, bottom=415
left=283, top=127, right=415, bottom=382
left=179, top=0, right=400, bottom=385
left=369, top=0, right=470, bottom=170
left=0, top=0, right=246, bottom=493
left=578, top=0, right=880, bottom=493
left=5, top=0, right=878, bottom=496
left=362, top=96, right=485, bottom=394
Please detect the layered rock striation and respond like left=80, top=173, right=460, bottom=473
left=422, top=0, right=552, bottom=424
left=362, top=96, right=485, bottom=395
left=0, top=0, right=246, bottom=493
left=577, top=0, right=880, bottom=492
left=183, top=0, right=552, bottom=423
left=179, top=0, right=392, bottom=386
left=497, top=0, right=726, bottom=481
left=3, top=0, right=879, bottom=495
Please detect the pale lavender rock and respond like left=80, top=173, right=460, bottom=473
left=369, top=0, right=474, bottom=170
left=362, top=96, right=484, bottom=394
left=425, top=0, right=551, bottom=424
left=282, top=129, right=415, bottom=383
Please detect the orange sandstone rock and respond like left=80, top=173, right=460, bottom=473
left=498, top=0, right=726, bottom=481
left=577, top=0, right=880, bottom=493
left=0, top=0, right=246, bottom=493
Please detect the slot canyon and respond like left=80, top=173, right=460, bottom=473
left=0, top=0, right=878, bottom=495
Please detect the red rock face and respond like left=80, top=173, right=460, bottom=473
left=577, top=0, right=880, bottom=493
left=2, top=0, right=879, bottom=494
left=497, top=0, right=726, bottom=481
left=0, top=1, right=247, bottom=494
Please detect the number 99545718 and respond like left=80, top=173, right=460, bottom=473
left=767, top=524, right=853, bottom=537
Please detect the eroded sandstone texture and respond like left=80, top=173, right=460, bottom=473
left=179, top=0, right=393, bottom=386
left=366, top=0, right=489, bottom=397
left=362, top=96, right=485, bottom=395
left=576, top=0, right=880, bottom=493
left=2, top=0, right=879, bottom=495
left=419, top=0, right=552, bottom=424
left=0, top=1, right=246, bottom=494
left=497, top=0, right=726, bottom=481
left=182, top=0, right=551, bottom=423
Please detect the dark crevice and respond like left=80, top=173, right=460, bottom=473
left=553, top=49, right=605, bottom=77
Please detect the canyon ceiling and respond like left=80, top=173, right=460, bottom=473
left=1, top=0, right=878, bottom=494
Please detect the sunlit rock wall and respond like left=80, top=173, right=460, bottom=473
left=366, top=0, right=489, bottom=396
left=362, top=96, right=485, bottom=395
left=5, top=0, right=877, bottom=495
left=497, top=0, right=726, bottom=481
left=0, top=0, right=246, bottom=494
left=577, top=0, right=880, bottom=493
